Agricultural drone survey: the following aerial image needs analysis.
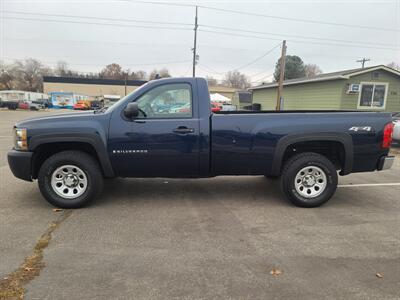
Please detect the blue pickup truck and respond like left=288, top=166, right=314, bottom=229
left=8, top=77, right=395, bottom=208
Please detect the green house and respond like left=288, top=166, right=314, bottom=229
left=250, top=65, right=400, bottom=112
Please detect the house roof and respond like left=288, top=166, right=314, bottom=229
left=250, top=65, right=400, bottom=90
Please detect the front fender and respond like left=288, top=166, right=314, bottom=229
left=29, top=132, right=115, bottom=177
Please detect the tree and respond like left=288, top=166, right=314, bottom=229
left=128, top=70, right=147, bottom=80
left=273, top=55, right=306, bottom=82
left=54, top=61, right=70, bottom=76
left=13, top=58, right=51, bottom=92
left=304, top=64, right=322, bottom=78
left=206, top=76, right=218, bottom=86
left=387, top=62, right=400, bottom=71
left=99, top=63, right=124, bottom=79
left=0, top=61, right=15, bottom=90
left=149, top=68, right=171, bottom=80
left=222, top=70, right=250, bottom=89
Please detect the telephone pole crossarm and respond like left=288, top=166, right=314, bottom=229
left=356, top=58, right=370, bottom=68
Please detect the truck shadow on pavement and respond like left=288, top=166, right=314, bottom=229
left=97, top=176, right=286, bottom=208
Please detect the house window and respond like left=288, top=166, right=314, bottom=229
left=358, top=82, right=388, bottom=109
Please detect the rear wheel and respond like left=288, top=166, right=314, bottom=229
left=38, top=151, right=103, bottom=208
left=280, top=152, right=338, bottom=207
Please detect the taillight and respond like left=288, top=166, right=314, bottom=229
left=382, top=122, right=394, bottom=148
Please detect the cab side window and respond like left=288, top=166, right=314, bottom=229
left=136, top=83, right=192, bottom=118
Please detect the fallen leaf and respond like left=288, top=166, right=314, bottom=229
left=270, top=268, right=282, bottom=276
left=376, top=273, right=384, bottom=278
left=52, top=208, right=63, bottom=212
left=23, top=267, right=35, bottom=272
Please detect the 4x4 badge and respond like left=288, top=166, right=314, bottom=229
left=349, top=126, right=372, bottom=132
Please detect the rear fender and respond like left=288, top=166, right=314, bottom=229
left=270, top=133, right=353, bottom=176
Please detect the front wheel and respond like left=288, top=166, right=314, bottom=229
left=38, top=151, right=104, bottom=208
left=280, top=152, right=338, bottom=208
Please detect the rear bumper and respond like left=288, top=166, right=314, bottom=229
left=377, top=155, right=394, bottom=171
left=7, top=150, right=33, bottom=181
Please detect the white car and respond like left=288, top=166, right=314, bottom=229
left=393, top=120, right=400, bottom=142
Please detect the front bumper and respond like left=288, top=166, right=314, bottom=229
left=377, top=155, right=394, bottom=171
left=7, top=150, right=33, bottom=181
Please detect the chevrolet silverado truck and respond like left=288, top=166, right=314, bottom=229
left=8, top=77, right=395, bottom=208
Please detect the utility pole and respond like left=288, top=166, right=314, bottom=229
left=124, top=72, right=127, bottom=96
left=192, top=6, right=198, bottom=77
left=276, top=40, right=287, bottom=111
left=356, top=58, right=370, bottom=68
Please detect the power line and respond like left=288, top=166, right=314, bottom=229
left=198, top=29, right=400, bottom=51
left=198, top=5, right=400, bottom=32
left=3, top=16, right=192, bottom=31
left=199, top=29, right=280, bottom=42
left=248, top=68, right=275, bottom=79
left=200, top=24, right=398, bottom=48
left=122, top=0, right=195, bottom=8
left=2, top=10, right=192, bottom=27
left=6, top=9, right=395, bottom=48
left=5, top=37, right=191, bottom=48
left=197, top=64, right=225, bottom=75
left=233, top=43, right=281, bottom=71
left=125, top=0, right=400, bottom=32
left=250, top=73, right=274, bottom=84
left=196, top=42, right=280, bottom=76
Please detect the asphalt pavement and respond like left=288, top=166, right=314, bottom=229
left=0, top=109, right=399, bottom=300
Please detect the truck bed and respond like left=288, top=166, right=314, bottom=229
left=211, top=111, right=391, bottom=176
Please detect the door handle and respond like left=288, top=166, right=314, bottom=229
left=173, top=126, right=195, bottom=134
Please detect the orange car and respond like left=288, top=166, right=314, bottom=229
left=73, top=101, right=90, bottom=110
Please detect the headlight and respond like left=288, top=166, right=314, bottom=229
left=14, top=128, right=28, bottom=151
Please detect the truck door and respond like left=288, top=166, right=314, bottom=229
left=109, top=82, right=200, bottom=177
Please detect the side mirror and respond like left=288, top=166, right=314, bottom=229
left=124, top=102, right=139, bottom=118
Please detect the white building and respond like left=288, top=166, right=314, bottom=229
left=0, top=90, right=49, bottom=102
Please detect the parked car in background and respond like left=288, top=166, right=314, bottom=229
left=18, top=102, right=30, bottom=110
left=211, top=101, right=221, bottom=112
left=73, top=100, right=92, bottom=110
left=2, top=101, right=19, bottom=110
left=220, top=104, right=237, bottom=111
left=393, top=119, right=400, bottom=142
left=29, top=101, right=45, bottom=111
left=90, top=100, right=104, bottom=110
left=170, top=102, right=191, bottom=113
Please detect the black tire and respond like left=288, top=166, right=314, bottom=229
left=38, top=151, right=104, bottom=208
left=280, top=152, right=338, bottom=208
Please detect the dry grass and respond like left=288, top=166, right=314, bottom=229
left=0, top=211, right=72, bottom=300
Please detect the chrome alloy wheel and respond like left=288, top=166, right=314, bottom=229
left=51, top=165, right=88, bottom=199
left=294, top=166, right=327, bottom=198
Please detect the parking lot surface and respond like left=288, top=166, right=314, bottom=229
left=0, top=110, right=399, bottom=299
